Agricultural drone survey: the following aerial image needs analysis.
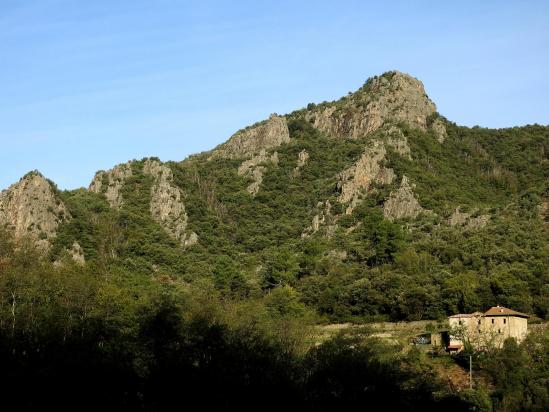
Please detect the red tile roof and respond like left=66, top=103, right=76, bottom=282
left=483, top=306, right=529, bottom=318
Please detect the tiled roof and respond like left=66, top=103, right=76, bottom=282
left=448, top=307, right=529, bottom=319
left=484, top=306, right=529, bottom=318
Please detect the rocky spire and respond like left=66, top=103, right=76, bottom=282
left=89, top=163, right=133, bottom=208
left=0, top=171, right=70, bottom=248
left=142, top=159, right=198, bottom=246
left=383, top=175, right=427, bottom=220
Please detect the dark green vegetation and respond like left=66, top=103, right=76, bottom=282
left=2, top=230, right=548, bottom=411
left=0, top=230, right=481, bottom=411
left=2, top=74, right=548, bottom=410
left=51, top=121, right=549, bottom=323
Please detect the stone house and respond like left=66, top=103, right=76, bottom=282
left=448, top=306, right=529, bottom=351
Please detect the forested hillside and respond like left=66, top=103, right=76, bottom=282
left=2, top=71, right=547, bottom=323
left=34, top=72, right=548, bottom=323
left=1, top=71, right=548, bottom=410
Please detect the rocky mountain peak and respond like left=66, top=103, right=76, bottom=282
left=0, top=171, right=69, bottom=248
left=208, top=71, right=446, bottom=161
left=305, top=71, right=447, bottom=142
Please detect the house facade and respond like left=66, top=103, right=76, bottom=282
left=448, top=306, right=529, bottom=351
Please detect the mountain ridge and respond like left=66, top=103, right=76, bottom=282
left=2, top=70, right=548, bottom=321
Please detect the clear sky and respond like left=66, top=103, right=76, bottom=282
left=1, top=0, right=548, bottom=190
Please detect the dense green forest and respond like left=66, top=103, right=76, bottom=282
left=1, top=229, right=547, bottom=411
left=50, top=121, right=549, bottom=323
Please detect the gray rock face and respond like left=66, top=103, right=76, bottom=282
left=448, top=207, right=490, bottom=230
left=90, top=159, right=197, bottom=247
left=89, top=163, right=133, bottom=208
left=142, top=159, right=197, bottom=246
left=70, top=241, right=86, bottom=265
left=211, top=114, right=290, bottom=159
left=384, top=126, right=412, bottom=159
left=183, top=232, right=199, bottom=247
left=292, top=149, right=310, bottom=176
left=0, top=171, right=69, bottom=248
left=296, top=149, right=310, bottom=168
left=383, top=175, right=426, bottom=220
left=305, top=71, right=446, bottom=141
left=237, top=150, right=279, bottom=196
left=431, top=118, right=447, bottom=143
left=337, top=140, right=395, bottom=214
left=302, top=200, right=335, bottom=237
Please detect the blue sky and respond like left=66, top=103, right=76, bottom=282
left=1, top=0, right=548, bottom=190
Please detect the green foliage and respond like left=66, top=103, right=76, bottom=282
left=347, top=208, right=406, bottom=265
left=263, top=285, right=308, bottom=317
left=0, top=230, right=478, bottom=411
left=303, top=334, right=472, bottom=411
left=480, top=332, right=549, bottom=411
left=46, top=122, right=549, bottom=323
left=213, top=256, right=249, bottom=298
left=261, top=247, right=300, bottom=288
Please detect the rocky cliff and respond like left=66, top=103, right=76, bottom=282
left=0, top=171, right=69, bottom=248
left=447, top=207, right=490, bottom=230
left=0, top=69, right=545, bottom=326
left=211, top=114, right=290, bottom=159
left=305, top=71, right=446, bottom=142
left=3, top=70, right=535, bottom=267
left=142, top=159, right=197, bottom=246
left=237, top=150, right=279, bottom=196
left=89, top=159, right=197, bottom=247
left=89, top=163, right=133, bottom=208
left=383, top=175, right=427, bottom=220
left=337, top=140, right=395, bottom=214
left=209, top=72, right=445, bottom=164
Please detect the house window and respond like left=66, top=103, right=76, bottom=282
left=498, top=329, right=501, bottom=334
left=458, top=320, right=462, bottom=325
left=478, top=320, right=481, bottom=325
left=491, top=319, right=494, bottom=324
left=503, top=319, right=506, bottom=324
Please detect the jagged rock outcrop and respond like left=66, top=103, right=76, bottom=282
left=142, top=159, right=197, bottom=246
left=302, top=200, right=337, bottom=237
left=292, top=149, right=310, bottom=176
left=0, top=171, right=69, bottom=248
left=70, top=241, right=86, bottom=265
left=237, top=150, right=279, bottom=196
left=183, top=232, right=199, bottom=247
left=89, top=163, right=133, bottom=208
left=89, top=159, right=197, bottom=247
left=383, top=175, right=427, bottom=220
left=448, top=207, right=490, bottom=230
left=384, top=126, right=412, bottom=159
left=305, top=71, right=446, bottom=142
left=211, top=114, right=290, bottom=159
left=337, top=141, right=395, bottom=214
left=431, top=118, right=447, bottom=143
